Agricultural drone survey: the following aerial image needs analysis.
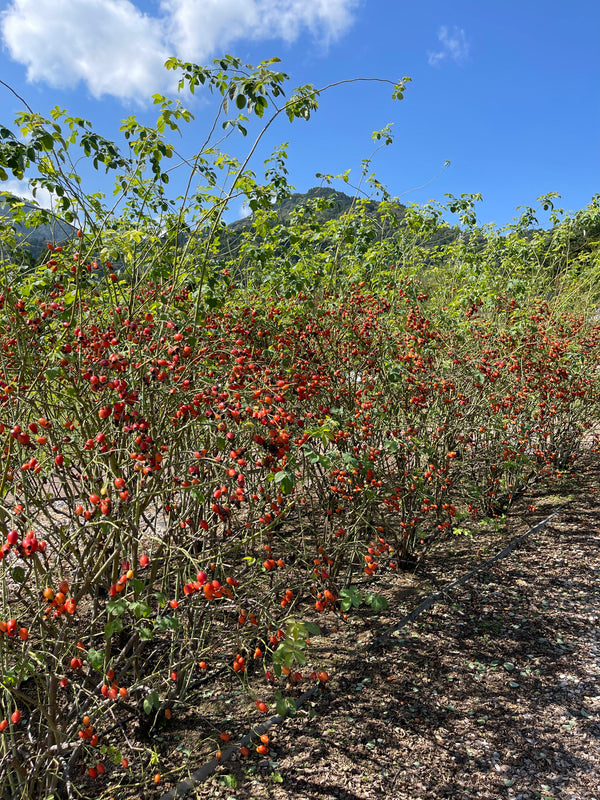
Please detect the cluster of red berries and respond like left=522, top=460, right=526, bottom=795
left=100, top=668, right=128, bottom=701
left=232, top=654, right=246, bottom=672
left=43, top=580, right=77, bottom=618
left=0, top=709, right=22, bottom=730
left=0, top=529, right=46, bottom=560
left=0, top=619, right=28, bottom=639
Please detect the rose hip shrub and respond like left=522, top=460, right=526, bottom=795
left=1, top=50, right=598, bottom=798
left=0, top=248, right=599, bottom=797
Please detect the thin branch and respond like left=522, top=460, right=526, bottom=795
left=0, top=79, right=34, bottom=114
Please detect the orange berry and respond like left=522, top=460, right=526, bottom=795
left=65, top=598, right=77, bottom=614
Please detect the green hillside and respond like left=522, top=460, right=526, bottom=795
left=0, top=186, right=456, bottom=268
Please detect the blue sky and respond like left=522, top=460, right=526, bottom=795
left=0, top=0, right=598, bottom=228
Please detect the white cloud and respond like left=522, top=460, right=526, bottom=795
left=428, top=26, right=469, bottom=67
left=161, top=0, right=357, bottom=57
left=1, top=178, right=56, bottom=209
left=1, top=0, right=358, bottom=101
left=238, top=200, right=252, bottom=219
left=1, top=0, right=171, bottom=100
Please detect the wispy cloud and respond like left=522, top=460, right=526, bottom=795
left=0, top=0, right=359, bottom=102
left=428, top=25, right=469, bottom=67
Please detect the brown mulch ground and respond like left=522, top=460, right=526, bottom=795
left=167, top=467, right=600, bottom=800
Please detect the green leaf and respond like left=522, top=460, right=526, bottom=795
left=11, top=566, right=25, bottom=583
left=274, top=469, right=294, bottom=495
left=130, top=601, right=151, bottom=619
left=143, top=691, right=159, bottom=715
left=284, top=697, right=297, bottom=716
left=139, top=627, right=153, bottom=640
left=1, top=669, right=18, bottom=687
left=341, top=452, right=359, bottom=468
left=105, top=618, right=123, bottom=639
left=275, top=691, right=297, bottom=718
left=365, top=593, right=388, bottom=612
left=154, top=615, right=178, bottom=632
left=340, top=586, right=363, bottom=608
left=106, top=599, right=127, bottom=616
left=87, top=648, right=104, bottom=671
left=275, top=689, right=284, bottom=709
